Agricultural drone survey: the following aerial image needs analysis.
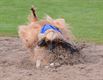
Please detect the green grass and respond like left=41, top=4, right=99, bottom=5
left=0, top=0, right=103, bottom=43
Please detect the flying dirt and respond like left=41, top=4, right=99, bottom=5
left=0, top=37, right=103, bottom=80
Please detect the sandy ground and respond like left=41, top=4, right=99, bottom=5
left=0, top=37, right=103, bottom=80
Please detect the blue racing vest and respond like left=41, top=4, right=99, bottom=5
left=40, top=24, right=62, bottom=34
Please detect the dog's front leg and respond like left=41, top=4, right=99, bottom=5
left=36, top=59, right=41, bottom=68
left=33, top=46, right=41, bottom=68
left=33, top=46, right=51, bottom=68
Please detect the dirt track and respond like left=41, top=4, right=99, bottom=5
left=0, top=37, right=103, bottom=80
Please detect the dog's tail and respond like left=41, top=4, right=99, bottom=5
left=31, top=7, right=38, bottom=21
left=28, top=7, right=38, bottom=23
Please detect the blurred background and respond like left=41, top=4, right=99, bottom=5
left=0, top=0, right=103, bottom=43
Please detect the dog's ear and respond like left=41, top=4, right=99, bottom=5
left=53, top=19, right=66, bottom=29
